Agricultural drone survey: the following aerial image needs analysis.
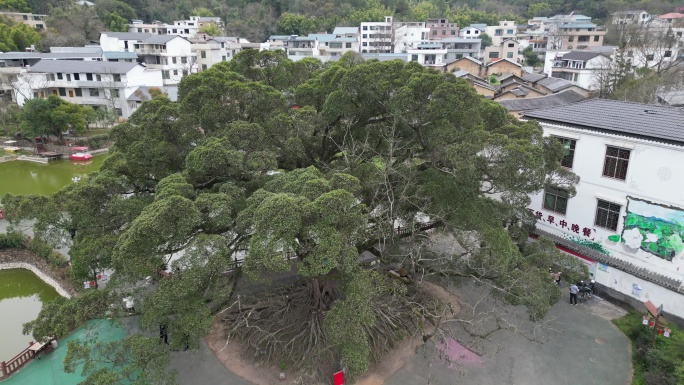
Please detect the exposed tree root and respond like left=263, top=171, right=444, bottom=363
left=220, top=280, right=444, bottom=382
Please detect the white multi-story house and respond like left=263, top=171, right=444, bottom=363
left=522, top=99, right=684, bottom=322
left=485, top=20, right=518, bottom=46
left=393, top=22, right=429, bottom=53
left=440, top=37, right=482, bottom=60
left=611, top=10, right=652, bottom=26
left=407, top=43, right=447, bottom=67
left=131, top=35, right=196, bottom=84
left=360, top=16, right=394, bottom=53
left=545, top=50, right=611, bottom=90
left=12, top=60, right=162, bottom=118
left=128, top=16, right=223, bottom=39
left=100, top=32, right=152, bottom=52
left=459, top=24, right=485, bottom=38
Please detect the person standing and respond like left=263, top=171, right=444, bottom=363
left=552, top=271, right=562, bottom=285
left=569, top=283, right=579, bottom=305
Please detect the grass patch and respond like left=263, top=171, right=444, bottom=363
left=613, top=310, right=684, bottom=385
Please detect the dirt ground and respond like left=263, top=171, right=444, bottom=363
left=205, top=281, right=461, bottom=385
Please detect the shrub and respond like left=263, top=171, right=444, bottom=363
left=0, top=231, right=26, bottom=249
left=27, top=237, right=68, bottom=268
left=87, top=133, right=110, bottom=149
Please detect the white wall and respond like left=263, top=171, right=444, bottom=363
left=529, top=121, right=684, bottom=318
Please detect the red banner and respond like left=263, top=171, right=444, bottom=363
left=333, top=371, right=344, bottom=385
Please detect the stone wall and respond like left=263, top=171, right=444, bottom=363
left=0, top=250, right=77, bottom=298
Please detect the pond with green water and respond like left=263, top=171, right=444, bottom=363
left=0, top=155, right=106, bottom=197
left=0, top=269, right=60, bottom=362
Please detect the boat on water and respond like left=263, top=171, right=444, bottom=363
left=69, top=146, right=93, bottom=161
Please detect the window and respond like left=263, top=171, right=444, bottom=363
left=554, top=137, right=576, bottom=168
left=111, top=89, right=120, bottom=98
left=137, top=28, right=142, bottom=32
left=75, top=88, right=82, bottom=97
left=114, top=108, right=123, bottom=116
left=507, top=52, right=513, bottom=58
left=113, top=74, right=121, bottom=82
left=66, top=74, right=71, bottom=81
left=568, top=36, right=574, bottom=42
left=602, top=146, right=630, bottom=180
left=346, top=42, right=352, bottom=48
left=57, top=73, right=63, bottom=80
left=182, top=70, right=188, bottom=75
left=173, top=70, right=178, bottom=75
left=201, top=51, right=206, bottom=58
left=22, top=14, right=27, bottom=20
left=58, top=88, right=66, bottom=96
left=222, top=55, right=226, bottom=61
left=411, top=54, right=418, bottom=62
left=172, top=57, right=177, bottom=64
left=89, top=88, right=99, bottom=97
left=488, top=52, right=499, bottom=58
left=162, top=70, right=170, bottom=79
left=508, top=43, right=515, bottom=47
left=96, top=74, right=101, bottom=81
left=432, top=30, right=437, bottom=36
left=441, top=30, right=446, bottom=35
left=86, top=73, right=93, bottom=80
left=362, top=42, right=367, bottom=47
left=595, top=200, right=621, bottom=231
left=181, top=57, right=187, bottom=64
left=593, top=35, right=599, bottom=42
left=362, top=26, right=367, bottom=30
left=543, top=186, right=568, bottom=214
left=646, top=54, right=654, bottom=61
left=507, top=29, right=513, bottom=34
left=450, top=30, right=456, bottom=35
left=664, top=50, right=672, bottom=57
left=73, top=73, right=80, bottom=80
left=202, top=64, right=207, bottom=70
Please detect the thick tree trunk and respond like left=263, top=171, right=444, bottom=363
left=309, top=278, right=339, bottom=313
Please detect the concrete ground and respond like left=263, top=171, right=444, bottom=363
left=383, top=285, right=631, bottom=385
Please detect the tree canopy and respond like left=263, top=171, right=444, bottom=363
left=20, top=95, right=94, bottom=139
left=10, top=50, right=583, bottom=383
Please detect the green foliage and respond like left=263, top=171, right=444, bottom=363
left=0, top=231, right=25, bottom=249
left=198, top=22, right=222, bottom=36
left=95, top=0, right=136, bottom=32
left=191, top=7, right=213, bottom=16
left=526, top=2, right=552, bottom=18
left=10, top=56, right=580, bottom=382
left=479, top=32, right=492, bottom=48
left=23, top=290, right=110, bottom=340
left=0, top=18, right=41, bottom=51
left=21, top=95, right=93, bottom=139
left=614, top=311, right=684, bottom=385
left=276, top=12, right=319, bottom=36
left=64, top=333, right=177, bottom=385
left=0, top=0, right=31, bottom=12
left=27, top=236, right=68, bottom=267
left=522, top=45, right=542, bottom=67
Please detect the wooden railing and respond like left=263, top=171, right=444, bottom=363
left=0, top=343, right=34, bottom=379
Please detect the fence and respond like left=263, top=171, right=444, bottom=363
left=0, top=343, right=34, bottom=379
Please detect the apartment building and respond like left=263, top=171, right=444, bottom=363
left=13, top=60, right=162, bottom=118
left=522, top=99, right=684, bottom=321
left=440, top=37, right=482, bottom=60
left=0, top=12, right=46, bottom=29
left=360, top=16, right=394, bottom=53
left=407, top=43, right=447, bottom=67
left=426, top=18, right=458, bottom=40
left=194, top=37, right=245, bottom=71
left=545, top=14, right=607, bottom=50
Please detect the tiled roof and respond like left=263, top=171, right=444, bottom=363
left=657, top=12, right=684, bottom=19
left=521, top=73, right=547, bottom=83
left=485, top=58, right=521, bottom=68
left=535, top=76, right=574, bottom=92
left=522, top=98, right=684, bottom=144
left=497, top=90, right=586, bottom=111
left=333, top=27, right=359, bottom=35
left=561, top=51, right=603, bottom=61
left=28, top=60, right=140, bottom=74
left=101, top=32, right=152, bottom=40
left=143, top=35, right=184, bottom=44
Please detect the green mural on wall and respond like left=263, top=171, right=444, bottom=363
left=608, top=197, right=684, bottom=262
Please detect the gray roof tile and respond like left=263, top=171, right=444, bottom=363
left=28, top=60, right=140, bottom=74
left=497, top=90, right=586, bottom=111
left=101, top=32, right=152, bottom=40
left=522, top=98, right=684, bottom=144
left=561, top=51, right=603, bottom=61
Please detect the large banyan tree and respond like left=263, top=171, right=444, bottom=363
left=6, top=50, right=583, bottom=383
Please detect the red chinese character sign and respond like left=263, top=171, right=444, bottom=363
left=333, top=371, right=344, bottom=385
left=527, top=208, right=597, bottom=241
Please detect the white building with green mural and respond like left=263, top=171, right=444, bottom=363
left=522, top=99, right=684, bottom=321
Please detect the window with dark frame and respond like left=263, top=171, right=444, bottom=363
left=602, top=146, right=630, bottom=180
left=553, top=137, right=576, bottom=168
left=595, top=200, right=621, bottom=231
left=543, top=186, right=568, bottom=214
